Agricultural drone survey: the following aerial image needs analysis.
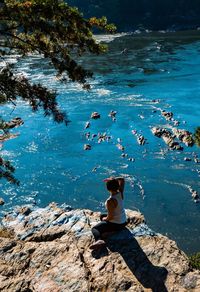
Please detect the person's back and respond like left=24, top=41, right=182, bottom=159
left=90, top=177, right=127, bottom=250
left=105, top=192, right=126, bottom=224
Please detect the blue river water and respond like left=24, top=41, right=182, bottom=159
left=1, top=31, right=200, bottom=254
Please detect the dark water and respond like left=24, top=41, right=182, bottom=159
left=1, top=31, right=200, bottom=254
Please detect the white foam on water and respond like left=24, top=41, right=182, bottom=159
left=164, top=179, right=192, bottom=190
left=117, top=94, right=143, bottom=101
left=1, top=150, right=17, bottom=159
left=94, top=32, right=130, bottom=43
left=25, top=142, right=38, bottom=153
left=95, top=88, right=111, bottom=96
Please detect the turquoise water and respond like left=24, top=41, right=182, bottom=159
left=1, top=31, right=200, bottom=254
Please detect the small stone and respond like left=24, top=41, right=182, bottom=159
left=85, top=132, right=90, bottom=139
left=91, top=112, right=100, bottom=119
left=192, top=191, right=199, bottom=200
left=108, top=110, right=117, bottom=119
left=131, top=130, right=137, bottom=135
left=84, top=121, right=90, bottom=129
left=161, top=110, right=173, bottom=121
left=84, top=144, right=91, bottom=150
left=152, top=99, right=160, bottom=103
left=128, top=158, right=135, bottom=162
left=174, top=120, right=180, bottom=126
left=184, top=157, right=192, bottom=162
left=138, top=114, right=145, bottom=119
left=0, top=198, right=5, bottom=206
left=116, top=144, right=124, bottom=151
left=137, top=135, right=146, bottom=145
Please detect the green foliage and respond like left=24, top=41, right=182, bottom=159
left=194, top=127, right=200, bottom=147
left=189, top=252, right=200, bottom=270
left=0, top=0, right=116, bottom=184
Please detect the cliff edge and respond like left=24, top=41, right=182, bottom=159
left=0, top=203, right=200, bottom=291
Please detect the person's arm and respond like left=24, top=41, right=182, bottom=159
left=102, top=198, right=117, bottom=221
left=116, top=177, right=125, bottom=199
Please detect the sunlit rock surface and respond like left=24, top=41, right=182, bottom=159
left=0, top=203, right=200, bottom=291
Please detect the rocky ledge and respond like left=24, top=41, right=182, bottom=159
left=0, top=203, right=200, bottom=292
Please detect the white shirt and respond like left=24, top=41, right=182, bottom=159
left=105, top=192, right=126, bottom=224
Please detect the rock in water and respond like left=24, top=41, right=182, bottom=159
left=184, top=157, right=192, bottom=162
left=161, top=110, right=173, bottom=121
left=3, top=117, right=24, bottom=129
left=116, top=143, right=125, bottom=151
left=172, top=128, right=194, bottom=147
left=0, top=198, right=4, bottom=206
left=151, top=127, right=183, bottom=151
left=84, top=144, right=91, bottom=150
left=91, top=112, right=100, bottom=119
left=0, top=204, right=200, bottom=291
left=84, top=121, right=90, bottom=129
left=108, top=110, right=117, bottom=121
left=137, top=135, right=146, bottom=145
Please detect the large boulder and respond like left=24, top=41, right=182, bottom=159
left=0, top=203, right=200, bottom=291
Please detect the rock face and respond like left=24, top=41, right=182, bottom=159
left=0, top=203, right=200, bottom=292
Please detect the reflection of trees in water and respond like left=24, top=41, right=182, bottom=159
left=194, top=127, right=200, bottom=147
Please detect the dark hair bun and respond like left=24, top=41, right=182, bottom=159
left=106, top=179, right=119, bottom=191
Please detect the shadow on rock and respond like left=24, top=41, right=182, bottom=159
left=105, top=228, right=168, bottom=292
left=91, top=246, right=109, bottom=259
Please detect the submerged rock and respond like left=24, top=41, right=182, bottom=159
left=0, top=203, right=200, bottom=291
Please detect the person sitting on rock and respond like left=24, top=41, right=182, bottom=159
left=90, top=177, right=127, bottom=250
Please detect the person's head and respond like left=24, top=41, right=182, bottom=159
left=106, top=179, right=119, bottom=193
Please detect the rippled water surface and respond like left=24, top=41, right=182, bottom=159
left=1, top=31, right=200, bottom=254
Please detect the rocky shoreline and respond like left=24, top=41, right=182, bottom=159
left=0, top=203, right=200, bottom=291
